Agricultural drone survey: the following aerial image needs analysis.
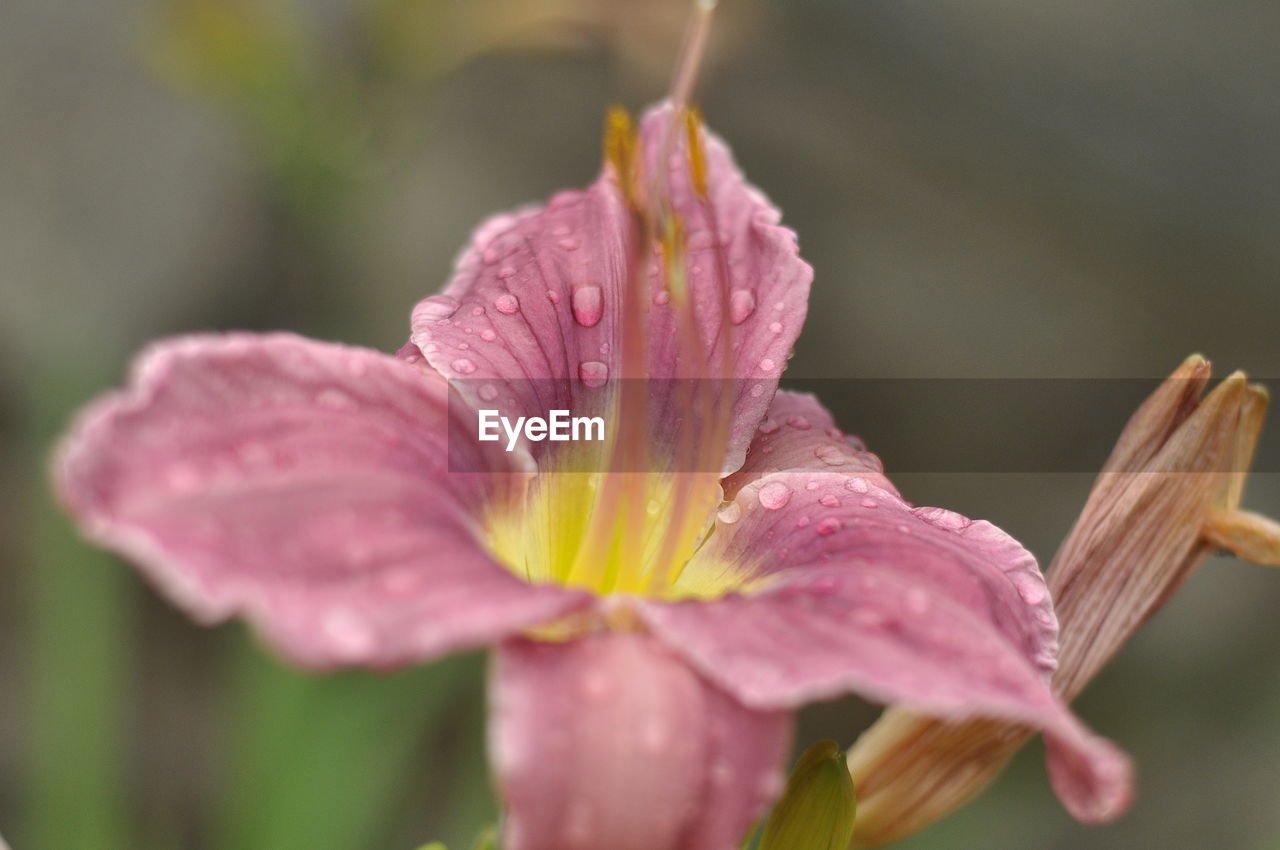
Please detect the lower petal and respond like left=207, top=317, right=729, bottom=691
left=491, top=631, right=791, bottom=850
left=636, top=564, right=1131, bottom=822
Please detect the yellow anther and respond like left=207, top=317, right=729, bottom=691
left=684, top=106, right=709, bottom=199
left=603, top=105, right=639, bottom=207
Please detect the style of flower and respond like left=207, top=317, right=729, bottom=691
left=55, top=103, right=1131, bottom=850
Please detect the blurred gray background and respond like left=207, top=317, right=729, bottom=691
left=2, top=1, right=1278, bottom=848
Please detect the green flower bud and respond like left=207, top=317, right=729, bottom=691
left=759, top=739, right=857, bottom=850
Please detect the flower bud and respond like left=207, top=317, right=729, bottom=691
left=846, top=356, right=1280, bottom=846
left=759, top=740, right=857, bottom=850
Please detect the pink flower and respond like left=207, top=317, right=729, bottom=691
left=54, top=104, right=1130, bottom=849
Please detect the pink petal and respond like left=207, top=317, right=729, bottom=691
left=492, top=631, right=792, bottom=850
left=410, top=102, right=812, bottom=474
left=636, top=564, right=1129, bottom=821
left=56, top=333, right=589, bottom=668
left=683, top=469, right=1056, bottom=666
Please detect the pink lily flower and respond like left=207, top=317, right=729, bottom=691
left=55, top=103, right=1131, bottom=849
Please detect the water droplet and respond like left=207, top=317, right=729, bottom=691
left=323, top=609, right=376, bottom=658
left=478, top=383, right=499, bottom=401
left=1011, top=572, right=1047, bottom=605
left=769, top=321, right=783, bottom=333
left=552, top=223, right=571, bottom=237
left=653, top=290, right=670, bottom=306
left=805, top=481, right=819, bottom=491
left=819, top=494, right=840, bottom=507
left=599, top=342, right=611, bottom=355
left=457, top=342, right=470, bottom=350
left=758, top=357, right=776, bottom=372
left=749, top=384, right=765, bottom=398
left=846, top=477, right=869, bottom=493
left=689, top=231, right=714, bottom=250
left=480, top=328, right=497, bottom=342
left=317, top=389, right=356, bottom=410
left=416, top=294, right=459, bottom=321
left=758, top=417, right=780, bottom=434
left=796, top=515, right=811, bottom=528
left=730, top=289, right=756, bottom=324
left=482, top=246, right=500, bottom=265
left=546, top=289, right=561, bottom=304
left=758, top=482, right=793, bottom=510
left=494, top=293, right=521, bottom=315
left=471, top=306, right=484, bottom=317
left=646, top=499, right=661, bottom=516
left=717, top=502, right=742, bottom=524
left=860, top=497, right=879, bottom=509
left=451, top=358, right=477, bottom=374
left=571, top=285, right=603, bottom=327
left=497, top=266, right=516, bottom=280
left=558, top=237, right=579, bottom=251
left=774, top=301, right=786, bottom=311
left=579, top=360, right=608, bottom=388
left=816, top=516, right=842, bottom=535
left=786, top=415, right=811, bottom=430
left=816, top=446, right=847, bottom=466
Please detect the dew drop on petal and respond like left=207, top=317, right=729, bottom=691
left=653, top=290, right=670, bottom=306
left=417, top=294, right=459, bottom=321
left=579, top=360, right=609, bottom=388
left=816, top=516, right=842, bottom=535
left=571, top=285, right=604, bottom=327
left=451, top=358, right=477, bottom=375
left=494, top=293, right=521, bottom=315
left=558, top=237, right=579, bottom=251
left=819, top=494, right=840, bottom=507
left=816, top=446, right=847, bottom=466
left=730, top=289, right=756, bottom=324
left=478, top=383, right=499, bottom=402
left=316, top=389, right=356, bottom=410
left=846, top=477, right=869, bottom=493
left=796, top=516, right=811, bottom=528
left=786, top=415, right=811, bottom=430
left=769, top=321, right=783, bottom=333
left=758, top=357, right=776, bottom=372
left=805, top=481, right=819, bottom=491
left=547, top=289, right=561, bottom=304
left=1011, top=572, right=1048, bottom=605
left=860, top=497, right=879, bottom=509
left=482, top=246, right=500, bottom=264
left=497, top=266, right=517, bottom=280
left=717, top=502, right=742, bottom=524
left=480, top=328, right=497, bottom=342
left=471, top=306, right=484, bottom=317
left=758, top=482, right=793, bottom=510
left=758, top=417, right=780, bottom=434
left=749, top=384, right=765, bottom=398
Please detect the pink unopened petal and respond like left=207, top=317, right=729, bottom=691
left=636, top=564, right=1130, bottom=821
left=411, top=103, right=812, bottom=473
left=56, top=333, right=589, bottom=668
left=492, top=631, right=791, bottom=850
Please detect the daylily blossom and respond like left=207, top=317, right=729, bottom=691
left=55, top=101, right=1133, bottom=849
left=847, top=356, right=1279, bottom=847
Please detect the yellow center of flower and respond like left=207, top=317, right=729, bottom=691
left=483, top=105, right=740, bottom=601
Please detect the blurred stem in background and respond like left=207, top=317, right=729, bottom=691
left=23, top=365, right=134, bottom=850
left=217, top=643, right=486, bottom=850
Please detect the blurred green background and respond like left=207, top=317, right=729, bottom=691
left=2, top=1, right=1278, bottom=848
